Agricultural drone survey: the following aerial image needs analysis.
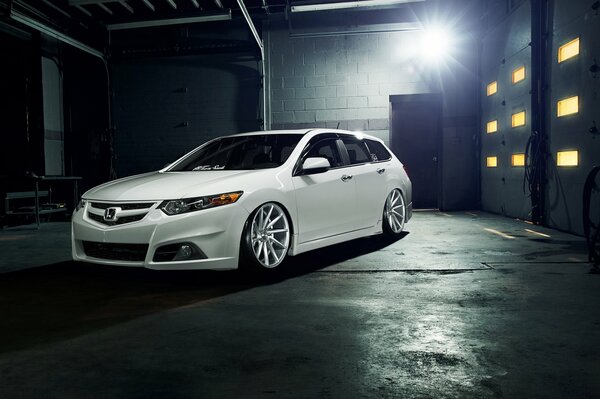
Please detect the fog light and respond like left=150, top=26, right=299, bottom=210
left=174, top=244, right=193, bottom=260
left=153, top=242, right=207, bottom=262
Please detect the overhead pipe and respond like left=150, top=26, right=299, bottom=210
left=9, top=8, right=104, bottom=59
left=290, top=0, right=425, bottom=12
left=105, top=11, right=232, bottom=30
left=236, top=0, right=267, bottom=130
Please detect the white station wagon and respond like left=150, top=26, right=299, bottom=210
left=71, top=129, right=412, bottom=271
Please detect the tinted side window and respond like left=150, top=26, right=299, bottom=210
left=365, top=139, right=392, bottom=162
left=306, top=138, right=343, bottom=168
left=341, top=137, right=371, bottom=165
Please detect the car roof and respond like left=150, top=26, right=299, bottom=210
left=227, top=129, right=311, bottom=137
left=226, top=128, right=384, bottom=142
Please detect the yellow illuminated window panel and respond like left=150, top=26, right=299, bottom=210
left=486, top=120, right=498, bottom=133
left=558, top=37, right=580, bottom=63
left=486, top=156, right=498, bottom=167
left=557, top=96, right=579, bottom=117
left=512, top=111, right=526, bottom=127
left=557, top=150, right=578, bottom=167
left=512, top=66, right=526, bottom=84
left=512, top=153, right=525, bottom=166
left=487, top=81, right=498, bottom=96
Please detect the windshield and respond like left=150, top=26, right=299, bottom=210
left=169, top=134, right=303, bottom=171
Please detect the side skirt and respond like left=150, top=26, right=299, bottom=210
left=288, top=226, right=380, bottom=256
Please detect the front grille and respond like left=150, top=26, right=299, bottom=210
left=87, top=201, right=155, bottom=226
left=90, top=202, right=154, bottom=210
left=88, top=212, right=146, bottom=226
left=82, top=241, right=148, bottom=262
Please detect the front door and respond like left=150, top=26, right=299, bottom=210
left=292, top=136, right=358, bottom=244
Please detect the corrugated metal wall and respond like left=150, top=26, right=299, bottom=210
left=545, top=0, right=600, bottom=234
left=480, top=0, right=600, bottom=235
left=481, top=1, right=533, bottom=220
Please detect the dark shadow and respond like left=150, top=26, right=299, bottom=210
left=0, top=232, right=407, bottom=354
left=267, top=232, right=410, bottom=281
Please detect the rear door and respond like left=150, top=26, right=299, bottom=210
left=339, top=135, right=387, bottom=229
left=292, top=134, right=358, bottom=243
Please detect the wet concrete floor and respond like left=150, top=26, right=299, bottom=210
left=0, top=211, right=599, bottom=398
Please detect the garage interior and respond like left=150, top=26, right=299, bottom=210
left=1, top=0, right=599, bottom=397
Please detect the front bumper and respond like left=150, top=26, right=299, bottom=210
left=71, top=202, right=249, bottom=270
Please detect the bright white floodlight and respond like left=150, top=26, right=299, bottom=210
left=420, top=27, right=453, bottom=62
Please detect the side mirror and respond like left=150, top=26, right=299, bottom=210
left=301, top=157, right=331, bottom=174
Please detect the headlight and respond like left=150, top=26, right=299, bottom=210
left=160, top=191, right=243, bottom=216
left=75, top=199, right=87, bottom=212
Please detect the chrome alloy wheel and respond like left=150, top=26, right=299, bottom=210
left=249, top=203, right=290, bottom=268
left=385, top=189, right=406, bottom=234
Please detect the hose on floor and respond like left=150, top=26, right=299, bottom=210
left=583, top=166, right=600, bottom=269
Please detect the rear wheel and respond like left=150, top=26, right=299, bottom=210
left=382, top=189, right=406, bottom=236
left=241, top=203, right=290, bottom=270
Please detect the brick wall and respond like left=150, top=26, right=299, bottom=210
left=266, top=17, right=479, bottom=210
left=267, top=23, right=431, bottom=145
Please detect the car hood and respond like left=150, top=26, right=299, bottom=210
left=83, top=170, right=261, bottom=201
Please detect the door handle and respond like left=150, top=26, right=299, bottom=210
left=341, top=175, right=353, bottom=182
left=377, top=168, right=386, bottom=174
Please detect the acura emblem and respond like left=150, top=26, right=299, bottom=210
left=103, top=207, right=119, bottom=222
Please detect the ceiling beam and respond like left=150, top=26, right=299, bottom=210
left=74, top=4, right=92, bottom=16
left=40, top=0, right=72, bottom=18
left=70, top=0, right=120, bottom=5
left=97, top=2, right=113, bottom=14
left=213, top=0, right=224, bottom=8
left=142, top=0, right=156, bottom=11
left=289, top=22, right=422, bottom=37
left=118, top=0, right=134, bottom=13
left=106, top=10, right=231, bottom=30
left=190, top=0, right=200, bottom=8
left=290, top=0, right=425, bottom=12
left=166, top=0, right=177, bottom=9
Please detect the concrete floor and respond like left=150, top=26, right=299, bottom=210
left=0, top=211, right=599, bottom=398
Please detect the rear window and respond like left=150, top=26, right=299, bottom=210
left=365, top=139, right=392, bottom=162
left=341, top=137, right=371, bottom=165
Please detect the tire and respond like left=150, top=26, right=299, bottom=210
left=241, top=202, right=291, bottom=271
left=382, top=188, right=406, bottom=237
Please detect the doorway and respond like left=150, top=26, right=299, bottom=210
left=389, top=93, right=442, bottom=209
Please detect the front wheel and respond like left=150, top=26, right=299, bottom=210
left=241, top=202, right=291, bottom=270
left=382, top=189, right=406, bottom=236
